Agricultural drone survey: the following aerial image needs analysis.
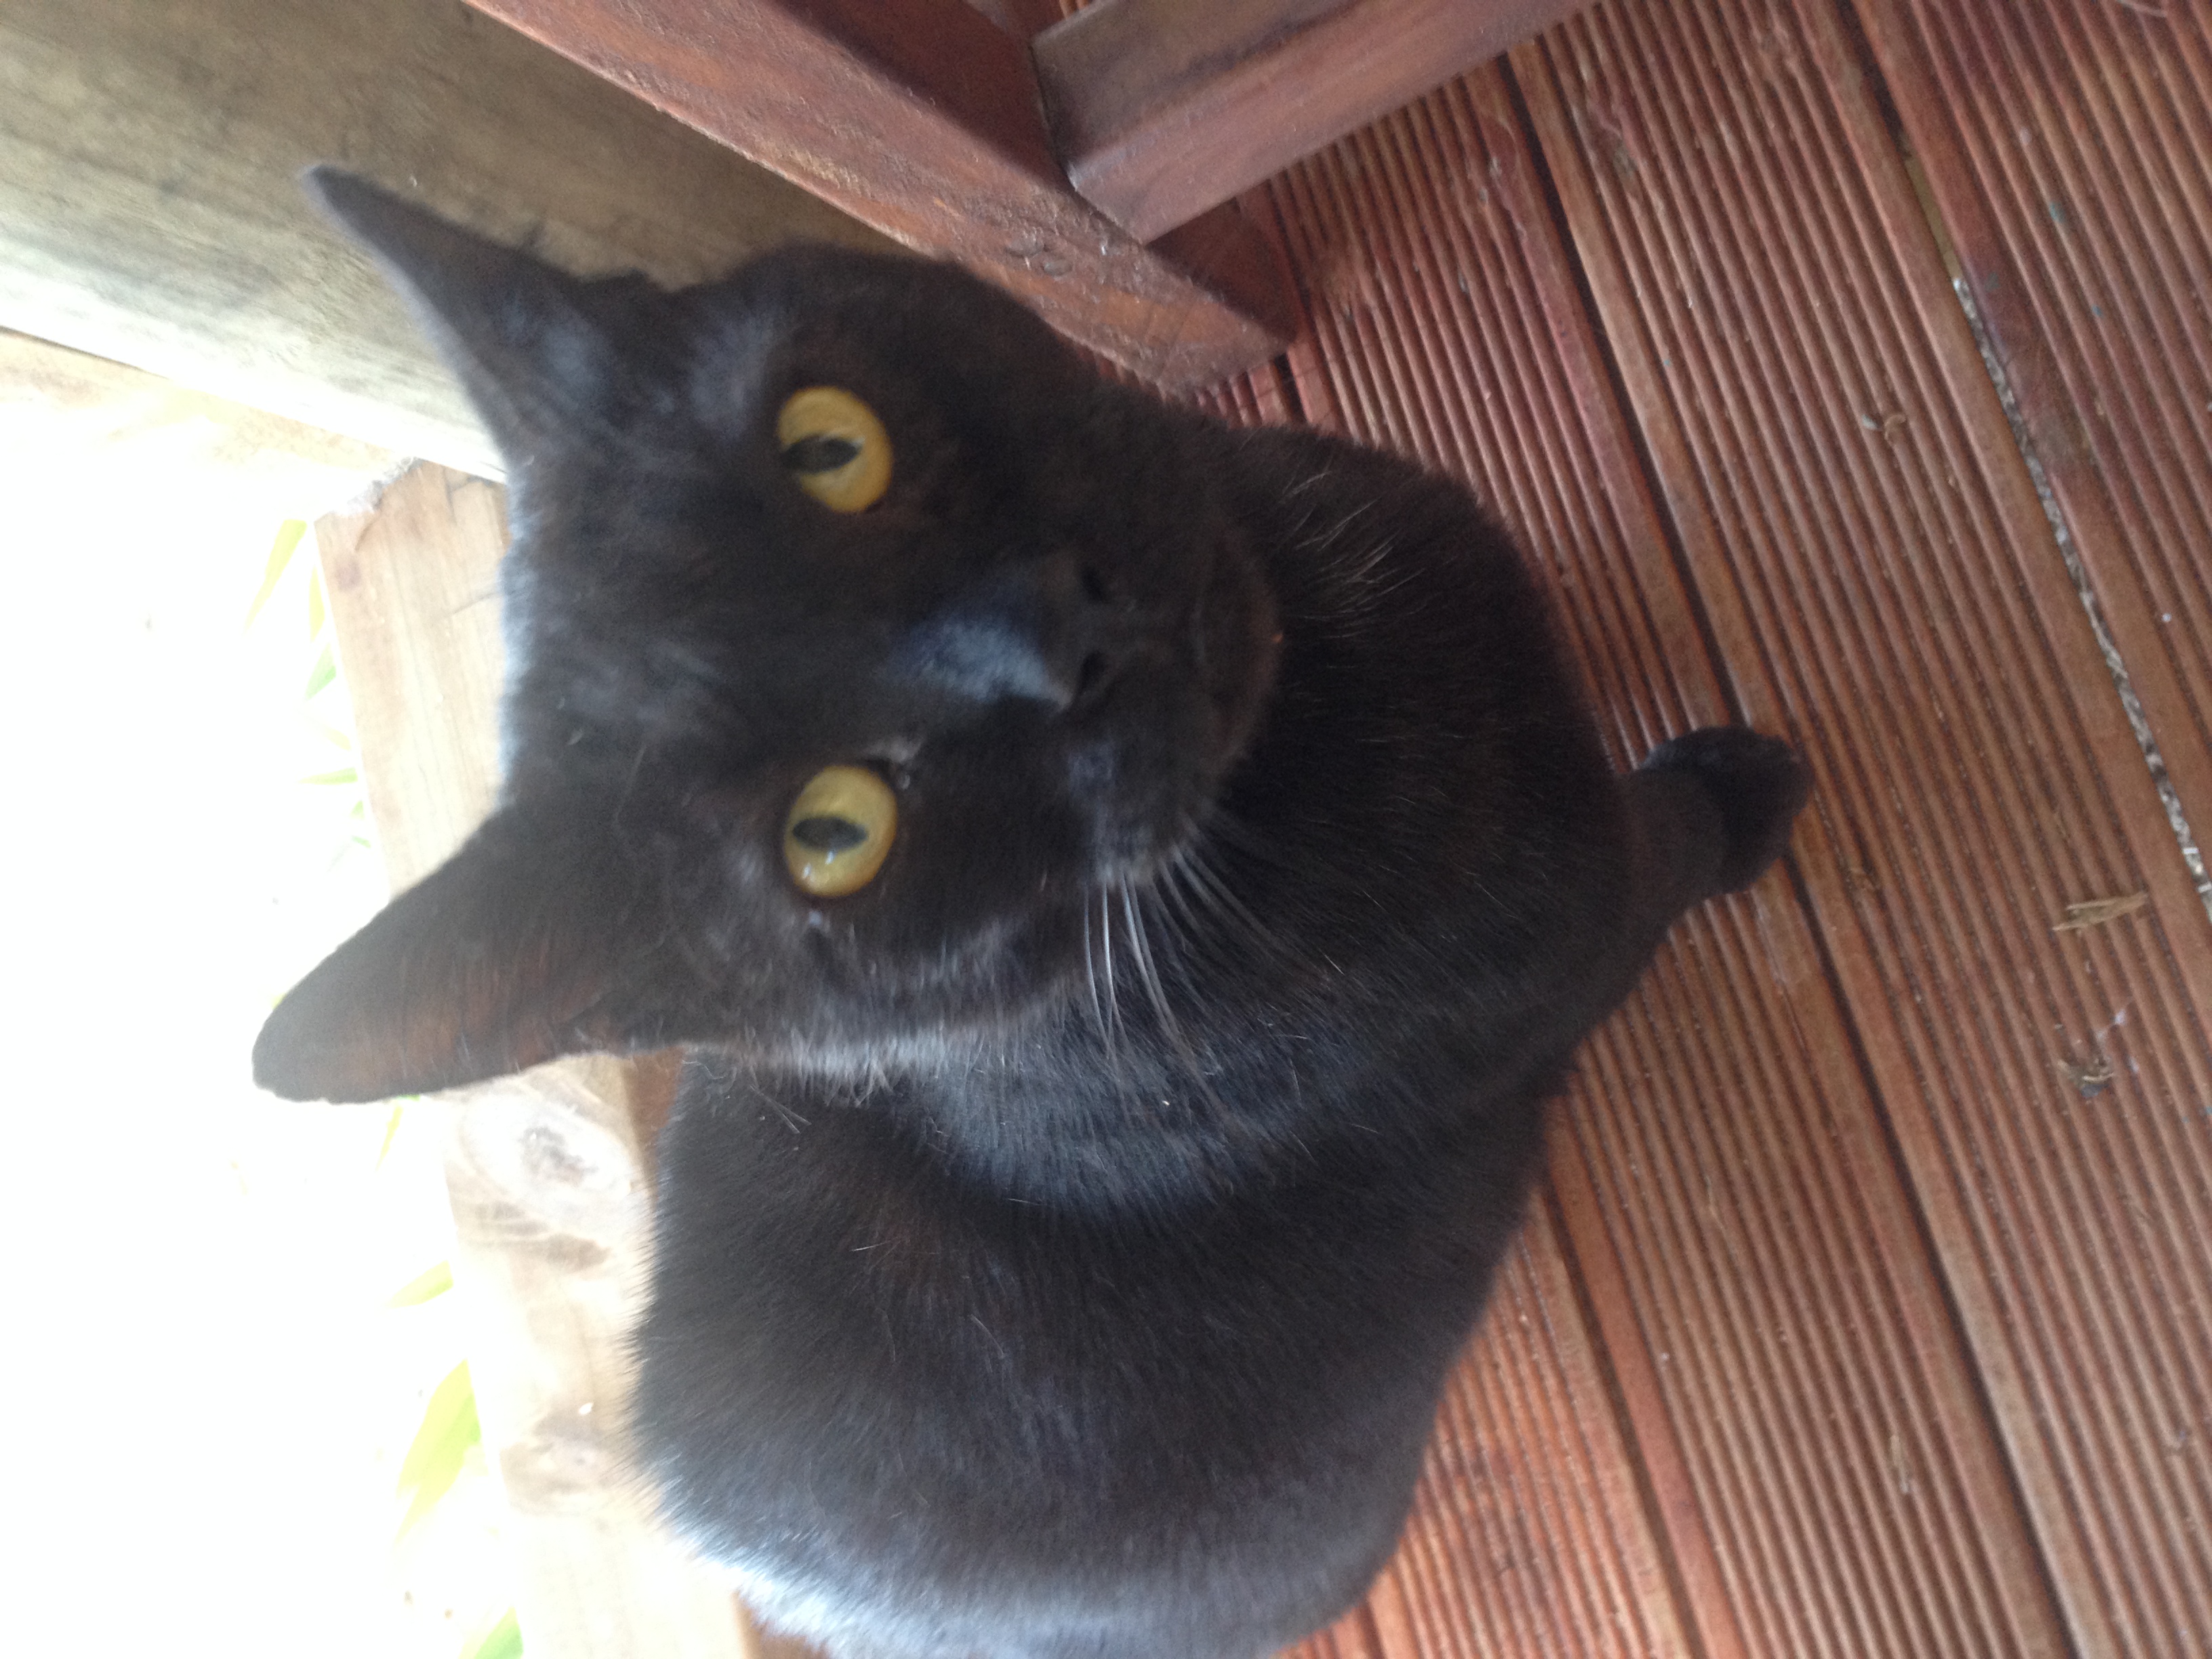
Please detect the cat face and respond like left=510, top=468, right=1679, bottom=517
left=253, top=172, right=1278, bottom=1103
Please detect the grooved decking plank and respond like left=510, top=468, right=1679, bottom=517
left=1255, top=64, right=2068, bottom=1658
left=1855, top=0, right=2212, bottom=878
left=1512, top=1, right=2212, bottom=1654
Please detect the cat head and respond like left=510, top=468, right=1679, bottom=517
left=254, top=170, right=1278, bottom=1103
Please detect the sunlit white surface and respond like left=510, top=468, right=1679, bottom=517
left=0, top=336, right=518, bottom=1658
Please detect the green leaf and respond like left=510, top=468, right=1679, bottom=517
left=299, top=767, right=358, bottom=786
left=386, top=1261, right=452, bottom=1307
left=306, top=566, right=326, bottom=641
left=396, top=1361, right=477, bottom=1492
left=244, top=520, right=307, bottom=630
left=304, top=642, right=337, bottom=701
left=461, top=1609, right=523, bottom=1659
left=374, top=1101, right=406, bottom=1170
left=395, top=1361, right=480, bottom=1539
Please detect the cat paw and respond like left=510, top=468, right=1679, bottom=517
left=1638, top=727, right=1811, bottom=893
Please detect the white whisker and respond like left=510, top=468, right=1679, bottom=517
left=1183, top=837, right=1294, bottom=970
left=1082, top=894, right=1107, bottom=1044
left=1099, top=886, right=1124, bottom=1055
left=1122, top=880, right=1229, bottom=1122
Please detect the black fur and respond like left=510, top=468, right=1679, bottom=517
left=257, top=169, right=1810, bottom=1658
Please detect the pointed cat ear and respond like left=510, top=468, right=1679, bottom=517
left=253, top=806, right=649, bottom=1103
left=304, top=165, right=670, bottom=464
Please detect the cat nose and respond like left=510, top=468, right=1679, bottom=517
left=888, top=552, right=1118, bottom=714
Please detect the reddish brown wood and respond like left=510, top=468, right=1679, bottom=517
left=1837, top=5, right=2212, bottom=1650
left=1509, top=0, right=2212, bottom=1651
left=1851, top=0, right=2212, bottom=947
left=459, top=0, right=1297, bottom=388
left=960, top=0, right=1066, bottom=40
left=1033, top=0, right=1590, bottom=242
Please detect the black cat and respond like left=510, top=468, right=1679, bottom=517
left=258, top=169, right=1809, bottom=1659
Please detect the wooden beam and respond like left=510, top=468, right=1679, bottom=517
left=463, top=0, right=1298, bottom=389
left=0, top=0, right=890, bottom=476
left=1034, top=0, right=1591, bottom=243
left=960, top=0, right=1068, bottom=39
left=316, top=464, right=771, bottom=1659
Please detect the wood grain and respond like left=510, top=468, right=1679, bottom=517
left=1035, top=0, right=1590, bottom=241
left=1830, top=0, right=2212, bottom=1646
left=1851, top=0, right=2212, bottom=935
left=463, top=0, right=1298, bottom=389
left=316, top=464, right=754, bottom=1659
left=0, top=0, right=887, bottom=477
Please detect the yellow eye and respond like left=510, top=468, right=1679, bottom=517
left=777, top=386, right=893, bottom=512
left=784, top=765, right=897, bottom=896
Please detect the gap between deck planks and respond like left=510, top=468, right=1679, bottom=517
left=1856, top=0, right=2212, bottom=892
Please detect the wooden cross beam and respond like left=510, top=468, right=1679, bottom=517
left=1036, top=0, right=1589, bottom=243
left=459, top=0, right=1591, bottom=388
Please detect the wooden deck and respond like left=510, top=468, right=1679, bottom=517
left=1185, top=3, right=2212, bottom=1656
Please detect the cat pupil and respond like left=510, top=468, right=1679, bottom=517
left=783, top=434, right=861, bottom=474
left=790, top=814, right=870, bottom=853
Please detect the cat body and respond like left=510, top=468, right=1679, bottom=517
left=258, top=170, right=1808, bottom=1659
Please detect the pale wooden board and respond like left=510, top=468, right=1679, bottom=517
left=316, top=462, right=773, bottom=1659
left=0, top=0, right=889, bottom=476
